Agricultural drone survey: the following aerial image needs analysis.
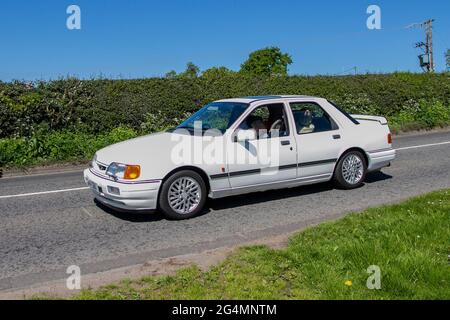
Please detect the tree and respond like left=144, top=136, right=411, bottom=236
left=201, top=66, right=235, bottom=79
left=180, top=62, right=200, bottom=78
left=446, top=49, right=450, bottom=72
left=165, top=70, right=177, bottom=78
left=240, top=47, right=293, bottom=77
left=164, top=62, right=200, bottom=79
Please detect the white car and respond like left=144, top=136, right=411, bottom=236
left=84, top=95, right=395, bottom=219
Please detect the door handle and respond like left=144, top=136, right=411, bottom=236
left=281, top=140, right=291, bottom=146
left=333, top=134, right=341, bottom=140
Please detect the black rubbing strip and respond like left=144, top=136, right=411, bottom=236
left=278, top=163, right=298, bottom=170
left=210, top=159, right=336, bottom=180
left=229, top=168, right=261, bottom=177
left=298, top=159, right=337, bottom=167
left=210, top=164, right=297, bottom=180
left=210, top=173, right=229, bottom=179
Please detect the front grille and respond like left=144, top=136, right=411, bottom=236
left=94, top=160, right=108, bottom=173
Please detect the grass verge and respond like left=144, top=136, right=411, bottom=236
left=68, top=189, right=450, bottom=300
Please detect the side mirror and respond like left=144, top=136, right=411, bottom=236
left=234, top=129, right=257, bottom=142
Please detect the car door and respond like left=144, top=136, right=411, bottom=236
left=289, top=101, right=343, bottom=179
left=226, top=102, right=297, bottom=189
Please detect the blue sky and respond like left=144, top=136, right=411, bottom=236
left=0, top=0, right=449, bottom=81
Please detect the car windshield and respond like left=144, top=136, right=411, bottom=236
left=176, top=102, right=248, bottom=133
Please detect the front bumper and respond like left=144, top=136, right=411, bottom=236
left=367, top=148, right=396, bottom=172
left=83, top=168, right=162, bottom=211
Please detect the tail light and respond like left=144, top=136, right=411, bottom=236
left=387, top=133, right=392, bottom=144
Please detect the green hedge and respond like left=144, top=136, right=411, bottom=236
left=0, top=73, right=449, bottom=167
left=0, top=127, right=137, bottom=167
left=1, top=73, right=449, bottom=138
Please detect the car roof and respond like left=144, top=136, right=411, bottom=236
left=215, top=95, right=321, bottom=104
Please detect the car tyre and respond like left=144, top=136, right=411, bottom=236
left=158, top=170, right=207, bottom=220
left=333, top=150, right=367, bottom=189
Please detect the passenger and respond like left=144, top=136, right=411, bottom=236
left=296, top=108, right=315, bottom=134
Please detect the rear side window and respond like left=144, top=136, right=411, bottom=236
left=290, top=102, right=338, bottom=134
left=328, top=100, right=360, bottom=125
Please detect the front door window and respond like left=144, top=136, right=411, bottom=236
left=237, top=103, right=289, bottom=139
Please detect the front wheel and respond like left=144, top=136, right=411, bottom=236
left=158, top=170, right=207, bottom=220
left=333, top=151, right=367, bottom=189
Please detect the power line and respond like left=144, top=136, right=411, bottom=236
left=336, top=66, right=357, bottom=76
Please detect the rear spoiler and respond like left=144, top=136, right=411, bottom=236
left=351, top=114, right=388, bottom=125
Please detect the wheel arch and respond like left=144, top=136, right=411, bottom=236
left=157, top=166, right=210, bottom=218
left=161, top=166, right=211, bottom=193
left=334, top=147, right=369, bottom=172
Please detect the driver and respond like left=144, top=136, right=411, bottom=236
left=246, top=115, right=268, bottom=138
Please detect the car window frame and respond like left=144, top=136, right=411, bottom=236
left=289, top=101, right=339, bottom=135
left=232, top=102, right=291, bottom=141
left=327, top=100, right=360, bottom=125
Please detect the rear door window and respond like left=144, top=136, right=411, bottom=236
left=290, top=102, right=338, bottom=134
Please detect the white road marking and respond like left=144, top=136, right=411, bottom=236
left=395, top=141, right=450, bottom=151
left=0, top=187, right=89, bottom=199
left=81, top=206, right=93, bottom=217
left=0, top=140, right=449, bottom=200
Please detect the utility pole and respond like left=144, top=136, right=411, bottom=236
left=407, top=19, right=435, bottom=72
left=446, top=49, right=450, bottom=72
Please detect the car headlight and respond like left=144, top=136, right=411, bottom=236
left=106, top=162, right=141, bottom=180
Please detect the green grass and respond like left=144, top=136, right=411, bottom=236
left=69, top=189, right=450, bottom=300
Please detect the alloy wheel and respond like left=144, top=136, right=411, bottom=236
left=342, top=154, right=364, bottom=185
left=167, top=177, right=202, bottom=215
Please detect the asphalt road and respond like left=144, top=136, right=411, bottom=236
left=1, top=131, right=450, bottom=291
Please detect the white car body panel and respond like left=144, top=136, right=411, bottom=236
left=225, top=99, right=298, bottom=189
left=84, top=96, right=396, bottom=211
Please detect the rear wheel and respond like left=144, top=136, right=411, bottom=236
left=334, top=151, right=367, bottom=189
left=158, top=170, right=207, bottom=220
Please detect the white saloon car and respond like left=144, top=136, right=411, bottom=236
left=84, top=95, right=395, bottom=219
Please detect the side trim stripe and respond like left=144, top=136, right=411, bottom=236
left=278, top=163, right=298, bottom=170
left=210, top=158, right=337, bottom=180
left=298, top=158, right=337, bottom=167
left=229, top=168, right=261, bottom=177
left=210, top=173, right=229, bottom=179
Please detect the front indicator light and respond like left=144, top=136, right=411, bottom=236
left=124, top=165, right=141, bottom=180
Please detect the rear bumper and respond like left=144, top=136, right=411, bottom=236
left=367, top=148, right=396, bottom=172
left=83, top=169, right=162, bottom=211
